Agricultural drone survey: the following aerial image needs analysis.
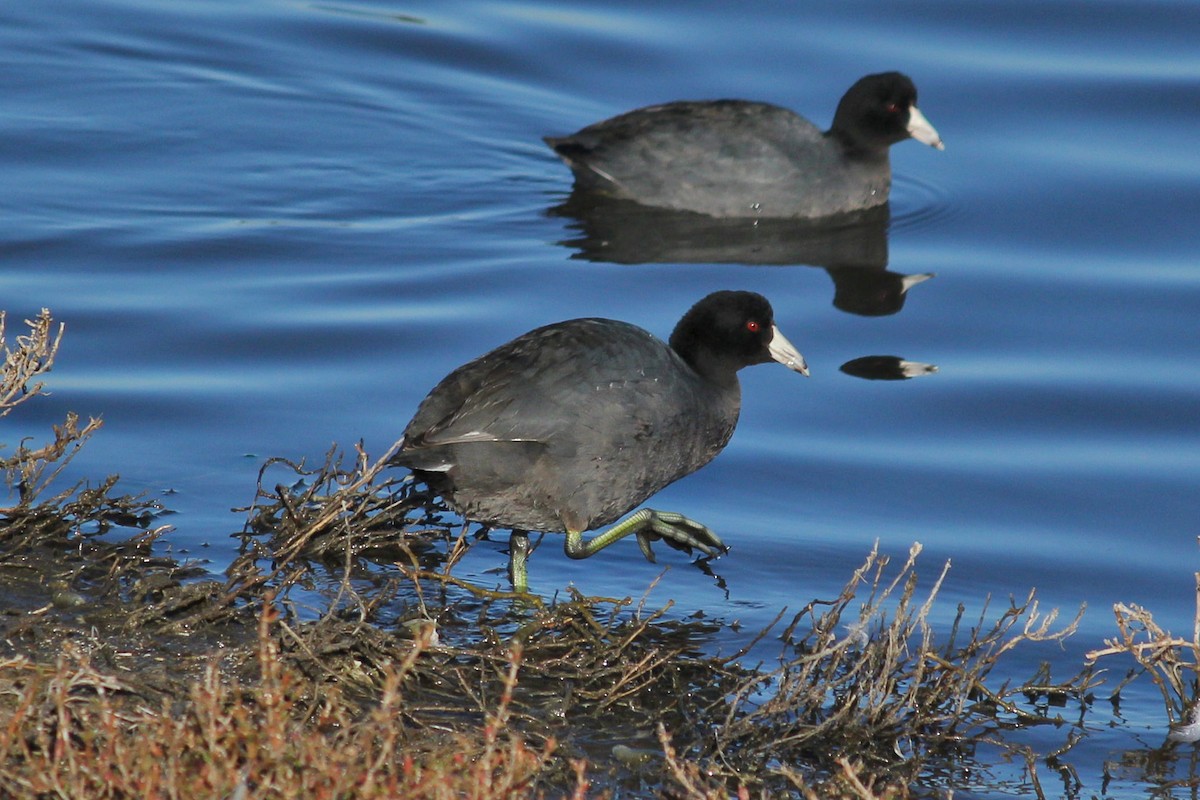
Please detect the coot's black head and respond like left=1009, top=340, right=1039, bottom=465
left=669, top=290, right=809, bottom=384
left=830, top=72, right=943, bottom=154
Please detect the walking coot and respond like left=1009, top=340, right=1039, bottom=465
left=394, top=291, right=809, bottom=591
left=545, top=72, right=942, bottom=219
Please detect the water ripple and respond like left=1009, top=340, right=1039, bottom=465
left=888, top=173, right=960, bottom=233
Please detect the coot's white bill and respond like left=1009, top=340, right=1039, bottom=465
left=768, top=326, right=810, bottom=376
left=907, top=106, right=944, bottom=150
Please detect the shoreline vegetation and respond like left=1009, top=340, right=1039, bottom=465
left=2, top=309, right=1197, bottom=798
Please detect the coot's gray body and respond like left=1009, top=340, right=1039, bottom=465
left=545, top=72, right=942, bottom=219
left=393, top=291, right=809, bottom=589
left=398, top=318, right=739, bottom=534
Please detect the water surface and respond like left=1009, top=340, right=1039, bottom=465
left=3, top=1, right=1198, bottom=795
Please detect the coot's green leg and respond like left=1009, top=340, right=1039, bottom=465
left=507, top=512, right=726, bottom=590
left=508, top=530, right=531, bottom=593
left=563, top=508, right=727, bottom=564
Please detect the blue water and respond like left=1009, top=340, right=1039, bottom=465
left=3, top=1, right=1198, bottom=794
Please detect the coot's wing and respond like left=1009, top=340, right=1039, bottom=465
left=547, top=101, right=827, bottom=215
left=398, top=319, right=673, bottom=462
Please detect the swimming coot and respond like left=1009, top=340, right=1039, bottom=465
left=545, top=72, right=943, bottom=219
left=393, top=291, right=809, bottom=591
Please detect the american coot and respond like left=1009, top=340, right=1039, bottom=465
left=394, top=291, right=809, bottom=591
left=545, top=72, right=943, bottom=219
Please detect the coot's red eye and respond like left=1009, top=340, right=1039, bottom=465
left=746, top=320, right=761, bottom=333
left=885, top=102, right=902, bottom=114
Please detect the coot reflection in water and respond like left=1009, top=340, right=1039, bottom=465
left=545, top=72, right=943, bottom=219
left=840, top=356, right=939, bottom=381
left=392, top=291, right=809, bottom=591
left=548, top=194, right=934, bottom=318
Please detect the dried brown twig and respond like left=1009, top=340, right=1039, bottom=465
left=2, top=310, right=107, bottom=509
left=1086, top=602, right=1200, bottom=725
left=0, top=309, right=63, bottom=418
left=1084, top=542, right=1200, bottom=736
left=690, top=542, right=1089, bottom=788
